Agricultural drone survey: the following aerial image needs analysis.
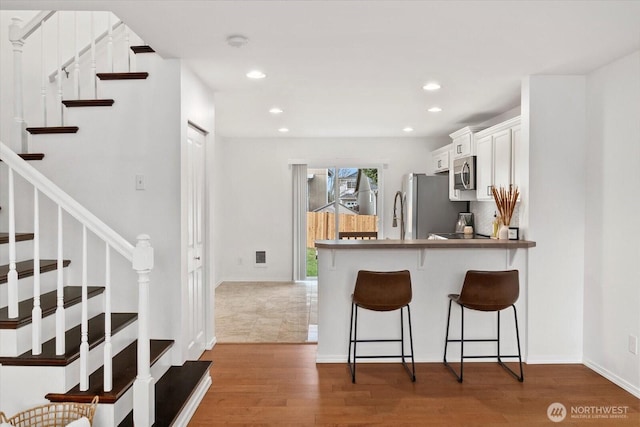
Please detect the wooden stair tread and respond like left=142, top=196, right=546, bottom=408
left=0, top=286, right=104, bottom=329
left=117, top=360, right=212, bottom=427
left=96, top=72, right=149, bottom=80
left=62, top=99, right=114, bottom=107
left=0, top=232, right=34, bottom=244
left=26, top=126, right=79, bottom=134
left=0, top=153, right=45, bottom=162
left=0, top=312, right=137, bottom=366
left=130, top=45, right=155, bottom=54
left=154, top=361, right=212, bottom=426
left=0, top=259, right=71, bottom=284
left=46, top=339, right=174, bottom=404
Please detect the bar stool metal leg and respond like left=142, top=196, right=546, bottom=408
left=443, top=299, right=464, bottom=382
left=496, top=305, right=524, bottom=382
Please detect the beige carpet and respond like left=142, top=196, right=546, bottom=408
left=215, top=281, right=317, bottom=343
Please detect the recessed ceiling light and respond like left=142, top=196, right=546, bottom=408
left=403, top=127, right=414, bottom=132
left=278, top=127, right=289, bottom=133
left=428, top=107, right=442, bottom=113
left=423, top=82, right=441, bottom=91
left=269, top=107, right=283, bottom=114
left=246, top=70, right=266, bottom=79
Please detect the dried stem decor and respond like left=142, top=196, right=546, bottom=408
left=492, top=185, right=519, bottom=226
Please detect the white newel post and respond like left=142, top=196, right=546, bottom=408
left=133, top=234, right=154, bottom=427
left=9, top=18, right=26, bottom=153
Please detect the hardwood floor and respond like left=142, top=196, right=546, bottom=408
left=191, top=344, right=639, bottom=426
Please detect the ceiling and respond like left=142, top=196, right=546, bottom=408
left=3, top=1, right=640, bottom=138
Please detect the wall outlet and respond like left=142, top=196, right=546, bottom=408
left=135, top=174, right=145, bottom=190
left=629, top=335, right=638, bottom=355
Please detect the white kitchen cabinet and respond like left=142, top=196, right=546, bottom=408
left=449, top=126, right=484, bottom=159
left=474, top=116, right=520, bottom=201
left=431, top=144, right=450, bottom=174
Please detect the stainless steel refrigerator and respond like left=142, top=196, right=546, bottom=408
left=402, top=173, right=468, bottom=239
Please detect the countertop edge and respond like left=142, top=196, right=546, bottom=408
left=315, top=239, right=536, bottom=249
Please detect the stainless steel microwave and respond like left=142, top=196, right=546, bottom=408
left=453, top=156, right=476, bottom=190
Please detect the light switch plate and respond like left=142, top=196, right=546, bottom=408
left=135, top=174, right=145, bottom=190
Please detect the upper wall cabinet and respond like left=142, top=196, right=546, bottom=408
left=449, top=126, right=485, bottom=159
left=432, top=144, right=451, bottom=174
left=474, top=116, right=521, bottom=201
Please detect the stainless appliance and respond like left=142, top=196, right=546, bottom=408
left=453, top=156, right=476, bottom=190
left=402, top=174, right=468, bottom=239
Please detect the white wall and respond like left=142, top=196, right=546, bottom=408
left=583, top=51, right=640, bottom=397
left=215, top=136, right=447, bottom=281
left=524, top=75, right=586, bottom=363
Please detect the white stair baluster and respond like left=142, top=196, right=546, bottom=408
left=133, top=235, right=155, bottom=427
left=40, top=19, right=47, bottom=126
left=32, top=188, right=42, bottom=354
left=73, top=12, right=80, bottom=99
left=107, top=13, right=113, bottom=72
left=57, top=13, right=63, bottom=126
left=80, top=225, right=89, bottom=391
left=125, top=24, right=131, bottom=72
left=55, top=205, right=65, bottom=355
left=7, top=168, right=18, bottom=318
left=8, top=18, right=26, bottom=153
left=104, top=243, right=112, bottom=392
left=90, top=12, right=97, bottom=99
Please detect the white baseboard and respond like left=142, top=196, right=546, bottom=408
left=214, top=280, right=224, bottom=289
left=583, top=358, right=640, bottom=399
left=170, top=372, right=212, bottom=427
left=206, top=336, right=216, bottom=350
left=525, top=356, right=583, bottom=364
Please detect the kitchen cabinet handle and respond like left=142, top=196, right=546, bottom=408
left=194, top=256, right=201, bottom=260
left=487, top=186, right=492, bottom=196
left=457, top=145, right=462, bottom=154
left=437, top=160, right=442, bottom=168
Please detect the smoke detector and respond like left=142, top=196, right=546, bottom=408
left=226, top=34, right=249, bottom=48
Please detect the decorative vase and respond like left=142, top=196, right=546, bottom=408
left=498, top=224, right=509, bottom=240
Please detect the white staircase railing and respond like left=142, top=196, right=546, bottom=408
left=8, top=11, right=140, bottom=153
left=2, top=144, right=154, bottom=423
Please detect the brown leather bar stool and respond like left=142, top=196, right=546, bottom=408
left=347, top=270, right=416, bottom=383
left=443, top=270, right=524, bottom=382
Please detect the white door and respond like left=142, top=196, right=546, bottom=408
left=187, top=124, right=206, bottom=359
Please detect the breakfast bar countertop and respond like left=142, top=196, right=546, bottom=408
left=315, top=238, right=536, bottom=250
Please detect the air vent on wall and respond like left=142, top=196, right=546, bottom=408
left=255, top=251, right=267, bottom=267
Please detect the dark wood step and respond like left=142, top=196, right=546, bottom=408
left=0, top=312, right=137, bottom=366
left=47, top=339, right=174, bottom=404
left=62, top=99, right=115, bottom=108
left=118, top=360, right=212, bottom=427
left=0, top=286, right=104, bottom=329
left=26, top=126, right=79, bottom=135
left=130, top=45, right=155, bottom=54
left=0, top=259, right=71, bottom=284
left=0, top=232, right=34, bottom=245
left=96, top=72, right=149, bottom=80
left=0, top=153, right=45, bottom=162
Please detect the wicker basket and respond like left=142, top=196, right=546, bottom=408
left=0, top=396, right=98, bottom=427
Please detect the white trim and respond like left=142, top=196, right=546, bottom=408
left=525, top=356, right=583, bottom=364
left=170, top=372, right=212, bottom=427
left=584, top=358, right=640, bottom=399
left=206, top=337, right=217, bottom=350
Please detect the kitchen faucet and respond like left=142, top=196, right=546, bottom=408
left=392, top=190, right=405, bottom=240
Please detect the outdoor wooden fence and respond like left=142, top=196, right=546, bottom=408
left=307, top=212, right=378, bottom=248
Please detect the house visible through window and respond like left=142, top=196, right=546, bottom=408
left=305, top=167, right=379, bottom=277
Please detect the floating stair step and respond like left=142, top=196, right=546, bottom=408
left=0, top=153, right=45, bottom=162
left=46, top=339, right=174, bottom=404
left=0, top=312, right=137, bottom=366
left=0, top=259, right=71, bottom=284
left=26, top=126, right=79, bottom=135
left=62, top=99, right=115, bottom=108
left=96, top=72, right=149, bottom=80
left=117, top=360, right=212, bottom=427
left=0, top=232, right=34, bottom=245
left=130, top=45, right=155, bottom=54
left=0, top=286, right=104, bottom=329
